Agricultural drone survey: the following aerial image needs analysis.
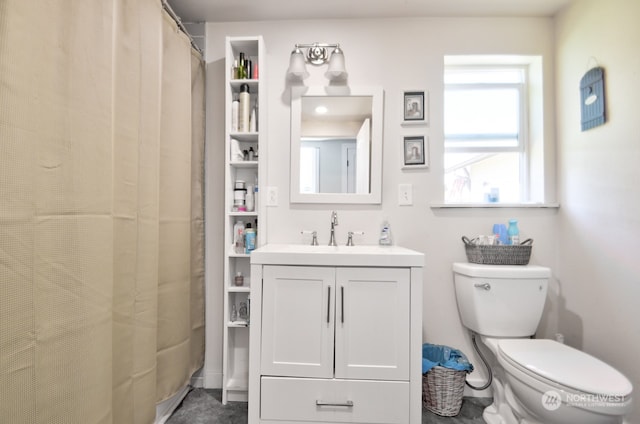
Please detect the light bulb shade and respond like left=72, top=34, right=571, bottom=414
left=325, top=47, right=348, bottom=80
left=286, top=48, right=309, bottom=79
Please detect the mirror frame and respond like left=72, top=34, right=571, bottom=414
left=290, top=86, right=384, bottom=204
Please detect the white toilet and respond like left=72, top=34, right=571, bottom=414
left=453, top=262, right=633, bottom=424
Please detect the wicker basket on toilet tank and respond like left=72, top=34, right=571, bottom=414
left=462, top=236, right=533, bottom=265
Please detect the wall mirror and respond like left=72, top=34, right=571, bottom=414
left=290, top=86, right=384, bottom=204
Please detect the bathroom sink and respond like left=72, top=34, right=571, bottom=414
left=250, top=243, right=424, bottom=267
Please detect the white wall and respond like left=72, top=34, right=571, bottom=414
left=555, top=0, right=640, bottom=420
left=204, top=17, right=561, bottom=392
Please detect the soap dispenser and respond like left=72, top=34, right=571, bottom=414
left=379, top=219, right=393, bottom=246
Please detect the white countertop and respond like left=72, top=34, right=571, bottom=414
left=250, top=243, right=424, bottom=267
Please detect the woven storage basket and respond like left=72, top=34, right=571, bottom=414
left=462, top=236, right=533, bottom=265
left=422, top=366, right=467, bottom=416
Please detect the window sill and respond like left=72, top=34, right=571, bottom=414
left=430, top=202, right=560, bottom=209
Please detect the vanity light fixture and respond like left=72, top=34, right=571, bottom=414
left=286, top=43, right=348, bottom=81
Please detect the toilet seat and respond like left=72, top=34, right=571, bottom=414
left=497, top=339, right=632, bottom=398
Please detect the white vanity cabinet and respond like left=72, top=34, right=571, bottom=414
left=261, top=265, right=410, bottom=381
left=249, top=244, right=424, bottom=424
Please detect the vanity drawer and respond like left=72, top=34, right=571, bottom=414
left=260, top=377, right=409, bottom=423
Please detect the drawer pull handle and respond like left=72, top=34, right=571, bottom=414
left=316, top=400, right=354, bottom=408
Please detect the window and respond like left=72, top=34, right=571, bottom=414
left=444, top=60, right=537, bottom=204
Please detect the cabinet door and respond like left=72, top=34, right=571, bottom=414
left=335, top=267, right=410, bottom=381
left=261, top=266, right=336, bottom=378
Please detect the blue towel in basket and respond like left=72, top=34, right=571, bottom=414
left=422, top=343, right=474, bottom=374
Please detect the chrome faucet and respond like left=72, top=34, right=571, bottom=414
left=328, top=211, right=339, bottom=246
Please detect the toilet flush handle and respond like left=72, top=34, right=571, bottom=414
left=474, top=282, right=491, bottom=291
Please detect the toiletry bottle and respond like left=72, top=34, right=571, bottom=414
left=253, top=104, right=259, bottom=132
left=231, top=303, right=238, bottom=322
left=238, top=52, right=246, bottom=79
left=253, top=175, right=259, bottom=211
left=244, top=223, right=256, bottom=254
left=245, top=185, right=255, bottom=212
left=232, top=59, right=239, bottom=79
left=234, top=271, right=244, bottom=286
left=493, top=231, right=501, bottom=245
left=230, top=138, right=243, bottom=161
left=379, top=219, right=393, bottom=246
left=239, top=84, right=250, bottom=132
left=233, top=187, right=247, bottom=211
left=231, top=93, right=239, bottom=132
left=250, top=106, right=257, bottom=132
left=239, top=301, right=248, bottom=321
left=233, top=220, right=245, bottom=253
left=483, top=183, right=491, bottom=202
left=507, top=219, right=520, bottom=245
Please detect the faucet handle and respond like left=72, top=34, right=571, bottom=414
left=301, top=230, right=319, bottom=246
left=346, top=231, right=364, bottom=246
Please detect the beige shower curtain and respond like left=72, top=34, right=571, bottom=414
left=0, top=1, right=205, bottom=423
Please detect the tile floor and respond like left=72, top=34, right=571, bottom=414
left=166, top=388, right=490, bottom=424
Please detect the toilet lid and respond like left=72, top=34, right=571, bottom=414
left=498, top=339, right=632, bottom=397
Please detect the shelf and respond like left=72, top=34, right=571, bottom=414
left=230, top=160, right=258, bottom=168
left=229, top=132, right=258, bottom=142
left=228, top=286, right=251, bottom=293
left=230, top=79, right=258, bottom=92
left=229, top=211, right=258, bottom=217
left=223, top=35, right=264, bottom=406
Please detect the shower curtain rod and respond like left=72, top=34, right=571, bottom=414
left=162, top=0, right=203, bottom=55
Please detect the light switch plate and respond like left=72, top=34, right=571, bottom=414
left=266, top=186, right=278, bottom=206
left=398, top=183, right=412, bottom=206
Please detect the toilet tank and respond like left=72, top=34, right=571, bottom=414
left=453, top=262, right=551, bottom=337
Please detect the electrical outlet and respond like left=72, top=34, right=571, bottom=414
left=398, top=183, right=413, bottom=206
left=266, top=186, right=278, bottom=206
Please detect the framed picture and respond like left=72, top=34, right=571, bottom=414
left=403, top=90, right=427, bottom=124
left=403, top=136, right=427, bottom=167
